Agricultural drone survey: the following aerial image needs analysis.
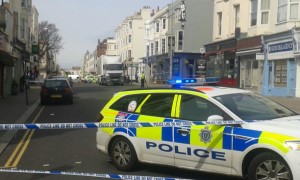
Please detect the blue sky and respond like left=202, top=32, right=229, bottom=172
left=32, top=0, right=171, bottom=69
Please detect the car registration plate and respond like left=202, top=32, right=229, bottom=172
left=51, top=95, right=62, bottom=98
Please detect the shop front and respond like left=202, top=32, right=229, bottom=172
left=236, top=36, right=262, bottom=93
left=260, top=28, right=300, bottom=97
left=149, top=52, right=202, bottom=83
left=204, top=38, right=238, bottom=87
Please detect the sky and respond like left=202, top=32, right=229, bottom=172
left=32, top=0, right=172, bottom=69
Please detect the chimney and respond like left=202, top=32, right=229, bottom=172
left=157, top=6, right=159, bottom=12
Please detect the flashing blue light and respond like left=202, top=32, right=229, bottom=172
left=169, top=78, right=197, bottom=87
left=175, top=80, right=182, bottom=84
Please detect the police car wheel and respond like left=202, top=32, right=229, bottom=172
left=110, top=137, right=137, bottom=171
left=248, top=152, right=292, bottom=180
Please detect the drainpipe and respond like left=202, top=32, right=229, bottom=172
left=261, top=36, right=269, bottom=96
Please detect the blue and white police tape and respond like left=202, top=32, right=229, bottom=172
left=0, top=168, right=190, bottom=180
left=0, top=120, right=247, bottom=130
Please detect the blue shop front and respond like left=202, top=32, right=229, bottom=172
left=260, top=28, right=300, bottom=97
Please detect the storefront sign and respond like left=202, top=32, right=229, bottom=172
left=268, top=41, right=293, bottom=53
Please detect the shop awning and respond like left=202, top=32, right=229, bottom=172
left=0, top=50, right=17, bottom=66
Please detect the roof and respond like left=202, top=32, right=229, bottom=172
left=185, top=86, right=251, bottom=97
left=123, top=86, right=251, bottom=97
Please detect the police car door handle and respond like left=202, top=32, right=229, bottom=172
left=177, top=128, right=190, bottom=136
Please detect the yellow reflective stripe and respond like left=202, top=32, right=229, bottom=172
left=135, top=95, right=151, bottom=113
left=190, top=125, right=225, bottom=149
left=101, top=109, right=119, bottom=135
left=136, top=116, right=164, bottom=140
left=258, top=132, right=298, bottom=154
left=175, top=95, right=181, bottom=117
left=171, top=95, right=178, bottom=117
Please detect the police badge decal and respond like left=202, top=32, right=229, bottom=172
left=200, top=126, right=212, bottom=143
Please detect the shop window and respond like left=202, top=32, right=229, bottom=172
left=274, top=60, right=287, bottom=87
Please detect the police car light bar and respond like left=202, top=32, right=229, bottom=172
left=168, top=77, right=220, bottom=87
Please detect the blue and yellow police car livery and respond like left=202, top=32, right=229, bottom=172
left=96, top=80, right=300, bottom=180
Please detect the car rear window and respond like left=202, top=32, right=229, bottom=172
left=44, top=80, right=69, bottom=88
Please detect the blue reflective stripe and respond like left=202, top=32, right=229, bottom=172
left=108, top=174, right=122, bottom=179
left=232, top=128, right=262, bottom=151
left=223, top=126, right=232, bottom=150
left=114, top=113, right=140, bottom=136
left=162, top=118, right=173, bottom=142
left=85, top=123, right=98, bottom=128
left=140, top=122, right=153, bottom=127
left=173, top=120, right=190, bottom=144
left=25, top=124, right=38, bottom=129
left=127, top=114, right=139, bottom=137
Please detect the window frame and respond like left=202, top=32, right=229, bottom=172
left=261, top=0, right=270, bottom=24
left=178, top=31, right=183, bottom=51
left=277, top=0, right=288, bottom=22
left=290, top=0, right=299, bottom=20
left=250, top=0, right=258, bottom=26
left=217, top=12, right=222, bottom=35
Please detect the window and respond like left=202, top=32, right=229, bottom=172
left=155, top=41, right=159, bottom=54
left=261, top=0, right=270, bottom=24
left=274, top=60, right=287, bottom=87
left=250, top=0, right=258, bottom=26
left=128, top=34, right=132, bottom=43
left=110, top=94, right=147, bottom=112
left=234, top=5, right=240, bottom=28
left=146, top=45, right=150, bottom=57
left=128, top=50, right=131, bottom=58
left=140, top=94, right=175, bottom=117
left=162, top=18, right=166, bottom=29
left=217, top=12, right=222, bottom=35
left=180, top=95, right=228, bottom=121
left=278, top=0, right=288, bottom=22
left=290, top=0, right=299, bottom=20
left=150, top=43, right=154, bottom=56
left=178, top=31, right=183, bottom=50
left=156, top=22, right=159, bottom=32
left=20, top=18, right=25, bottom=39
left=161, top=38, right=166, bottom=54
left=21, top=0, right=26, bottom=7
left=129, top=21, right=132, bottom=29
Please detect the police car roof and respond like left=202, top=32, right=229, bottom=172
left=185, top=86, right=251, bottom=97
left=124, top=86, right=251, bottom=97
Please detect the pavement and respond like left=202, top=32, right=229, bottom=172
left=0, top=82, right=300, bottom=154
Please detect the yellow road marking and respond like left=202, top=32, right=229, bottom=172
left=11, top=130, right=35, bottom=167
left=3, top=107, right=44, bottom=168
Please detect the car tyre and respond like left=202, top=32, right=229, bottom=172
left=247, top=152, right=292, bottom=180
left=110, top=137, right=137, bottom=171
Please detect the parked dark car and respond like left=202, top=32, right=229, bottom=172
left=40, top=78, right=73, bottom=105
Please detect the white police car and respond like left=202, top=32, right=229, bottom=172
left=96, top=78, right=300, bottom=180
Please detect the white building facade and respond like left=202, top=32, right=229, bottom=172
left=205, top=0, right=300, bottom=97
left=115, top=6, right=153, bottom=80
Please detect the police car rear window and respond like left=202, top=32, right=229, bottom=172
left=110, top=94, right=147, bottom=112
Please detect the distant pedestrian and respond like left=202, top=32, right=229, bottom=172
left=140, top=71, right=145, bottom=88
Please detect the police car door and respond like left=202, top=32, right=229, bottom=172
left=174, top=94, right=232, bottom=174
left=136, top=93, right=176, bottom=165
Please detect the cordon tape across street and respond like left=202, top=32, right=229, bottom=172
left=0, top=168, right=191, bottom=180
left=0, top=120, right=278, bottom=130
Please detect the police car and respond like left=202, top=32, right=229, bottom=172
left=96, top=78, right=300, bottom=180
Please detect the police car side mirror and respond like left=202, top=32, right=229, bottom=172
left=207, top=115, right=224, bottom=124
